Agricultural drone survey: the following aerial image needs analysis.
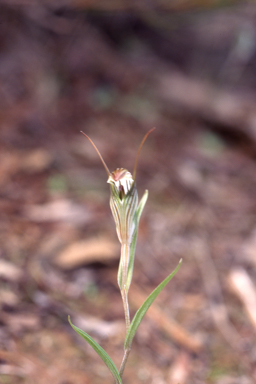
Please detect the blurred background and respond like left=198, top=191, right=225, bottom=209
left=1, top=1, right=256, bottom=383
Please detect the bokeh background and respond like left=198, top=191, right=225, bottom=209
left=1, top=1, right=256, bottom=383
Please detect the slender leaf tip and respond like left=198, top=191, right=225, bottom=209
left=124, top=258, right=182, bottom=350
left=80, top=131, right=111, bottom=177
left=133, top=128, right=155, bottom=180
left=68, top=315, right=123, bottom=384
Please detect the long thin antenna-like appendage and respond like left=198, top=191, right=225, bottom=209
left=133, top=128, right=155, bottom=180
left=81, top=131, right=111, bottom=177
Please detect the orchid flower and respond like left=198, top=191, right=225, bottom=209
left=80, top=130, right=154, bottom=329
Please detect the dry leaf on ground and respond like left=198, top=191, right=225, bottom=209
left=55, top=237, right=119, bottom=269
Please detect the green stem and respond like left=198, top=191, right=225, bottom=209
left=119, top=243, right=132, bottom=378
left=120, top=243, right=131, bottom=330
left=121, top=289, right=130, bottom=331
left=119, top=346, right=131, bottom=378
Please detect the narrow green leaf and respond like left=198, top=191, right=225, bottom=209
left=124, top=259, right=182, bottom=349
left=126, top=216, right=137, bottom=291
left=136, top=190, right=148, bottom=223
left=68, top=316, right=123, bottom=384
left=126, top=190, right=148, bottom=291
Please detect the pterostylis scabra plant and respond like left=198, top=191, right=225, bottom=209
left=68, top=129, right=182, bottom=384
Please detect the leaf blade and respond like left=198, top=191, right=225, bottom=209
left=124, top=259, right=182, bottom=349
left=68, top=316, right=123, bottom=384
left=136, top=190, right=148, bottom=223
left=126, top=190, right=148, bottom=291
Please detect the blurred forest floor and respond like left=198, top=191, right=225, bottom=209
left=1, top=2, right=256, bottom=383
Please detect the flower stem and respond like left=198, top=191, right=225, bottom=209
left=119, top=346, right=131, bottom=378
left=119, top=243, right=132, bottom=377
left=120, top=243, right=131, bottom=330
left=121, top=289, right=130, bottom=331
